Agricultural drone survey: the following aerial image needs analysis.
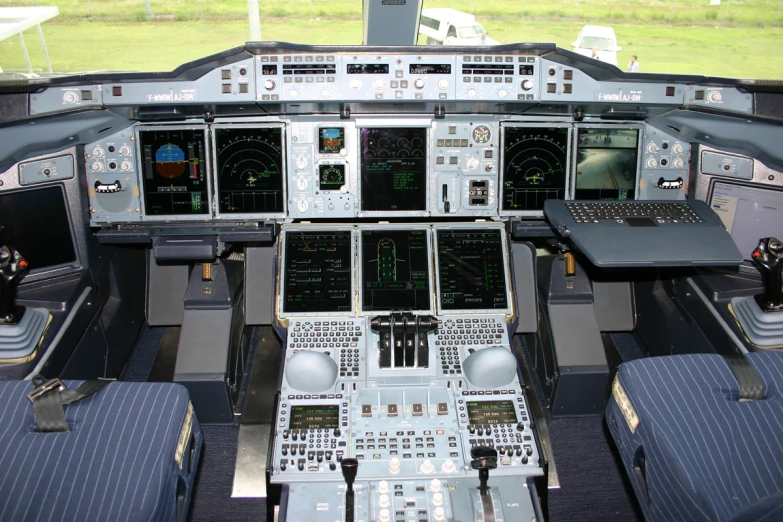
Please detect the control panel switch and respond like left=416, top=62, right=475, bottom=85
left=361, top=404, right=372, bottom=417
left=378, top=480, right=390, bottom=494
left=433, top=507, right=446, bottom=521
left=430, top=479, right=442, bottom=492
left=432, top=492, right=444, bottom=507
left=437, top=402, right=449, bottom=415
left=420, top=459, right=435, bottom=474
left=389, top=457, right=401, bottom=474
left=387, top=403, right=398, bottom=417
left=412, top=403, right=424, bottom=416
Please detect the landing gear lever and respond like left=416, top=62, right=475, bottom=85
left=0, top=245, right=29, bottom=325
left=340, top=458, right=359, bottom=522
left=752, top=237, right=783, bottom=312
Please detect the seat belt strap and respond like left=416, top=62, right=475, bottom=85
left=28, top=376, right=112, bottom=432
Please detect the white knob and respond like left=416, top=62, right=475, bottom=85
left=120, top=160, right=133, bottom=171
left=440, top=459, right=456, bottom=473
left=498, top=89, right=508, bottom=99
left=672, top=143, right=684, bottom=154
left=389, top=457, right=400, bottom=474
left=92, top=146, right=105, bottom=158
left=413, top=78, right=426, bottom=90
left=646, top=157, right=658, bottom=168
left=297, top=199, right=308, bottom=213
left=432, top=492, right=444, bottom=506
left=296, top=178, right=308, bottom=191
left=91, top=162, right=104, bottom=171
left=339, top=148, right=348, bottom=157
left=373, top=78, right=385, bottom=91
left=378, top=494, right=390, bottom=508
left=430, top=479, right=442, bottom=492
left=288, top=89, right=299, bottom=98
left=378, top=480, right=390, bottom=494
left=344, top=203, right=351, bottom=211
left=328, top=203, right=335, bottom=211
left=433, top=507, right=446, bottom=521
left=264, top=80, right=275, bottom=91
left=420, top=460, right=435, bottom=474
left=339, top=185, right=348, bottom=194
left=647, top=143, right=659, bottom=153
left=296, top=156, right=307, bottom=170
left=673, top=157, right=685, bottom=169
left=707, top=90, right=722, bottom=103
left=321, top=89, right=330, bottom=99
left=350, top=78, right=362, bottom=90
left=63, top=91, right=79, bottom=104
left=467, top=88, right=477, bottom=98
left=118, top=145, right=132, bottom=156
left=466, top=158, right=480, bottom=170
left=521, top=80, right=534, bottom=91
left=437, top=79, right=449, bottom=90
left=379, top=509, right=391, bottom=522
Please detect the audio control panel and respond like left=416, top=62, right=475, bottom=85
left=638, top=125, right=691, bottom=200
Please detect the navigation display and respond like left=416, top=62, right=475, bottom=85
left=139, top=129, right=209, bottom=216
left=467, top=400, right=518, bottom=425
left=0, top=187, right=77, bottom=271
left=289, top=405, right=340, bottom=430
left=283, top=231, right=353, bottom=314
left=215, top=127, right=284, bottom=214
left=319, top=127, right=345, bottom=154
left=360, top=128, right=427, bottom=211
left=710, top=182, right=783, bottom=260
left=437, top=229, right=508, bottom=311
left=574, top=128, right=638, bottom=200
left=502, top=127, right=569, bottom=211
left=361, top=229, right=430, bottom=311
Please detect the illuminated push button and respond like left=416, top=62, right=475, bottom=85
left=437, top=79, right=449, bottom=90
left=432, top=492, right=444, bottom=506
left=430, top=479, right=442, bottom=492
left=379, top=509, right=391, bottom=522
left=378, top=480, right=390, bottom=494
left=433, top=507, right=446, bottom=521
left=389, top=457, right=401, bottom=474
left=420, top=459, right=435, bottom=474
left=378, top=494, right=390, bottom=508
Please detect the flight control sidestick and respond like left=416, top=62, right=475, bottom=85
left=341, top=458, right=359, bottom=522
left=751, top=237, right=783, bottom=312
left=0, top=245, right=29, bottom=325
left=470, top=445, right=498, bottom=497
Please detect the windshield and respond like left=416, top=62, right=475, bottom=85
left=578, top=36, right=615, bottom=52
left=0, top=0, right=781, bottom=80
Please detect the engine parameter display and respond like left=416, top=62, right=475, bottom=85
left=139, top=129, right=209, bottom=216
left=361, top=229, right=430, bottom=311
left=360, top=128, right=427, bottom=211
left=467, top=400, right=518, bottom=425
left=575, top=128, right=638, bottom=201
left=437, top=229, right=508, bottom=311
left=502, top=126, right=568, bottom=212
left=319, top=127, right=345, bottom=154
left=289, top=405, right=340, bottom=430
left=215, top=127, right=284, bottom=214
left=283, top=231, right=353, bottom=314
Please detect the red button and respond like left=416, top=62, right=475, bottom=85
left=752, top=251, right=762, bottom=259
left=18, top=260, right=27, bottom=268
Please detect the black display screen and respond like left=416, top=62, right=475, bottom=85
left=437, top=229, right=508, bottom=311
left=467, top=400, right=518, bottom=425
left=283, top=231, right=352, bottom=314
left=409, top=64, right=451, bottom=74
left=215, top=127, right=284, bottom=214
left=574, top=128, right=638, bottom=201
left=319, top=127, right=345, bottom=154
left=139, top=129, right=209, bottom=216
left=347, top=64, right=389, bottom=74
left=319, top=164, right=346, bottom=191
left=519, top=65, right=534, bottom=75
left=289, top=405, right=340, bottom=430
left=502, top=126, right=569, bottom=211
left=361, top=229, right=430, bottom=311
left=0, top=187, right=77, bottom=271
left=360, top=128, right=427, bottom=211
left=261, top=65, right=277, bottom=75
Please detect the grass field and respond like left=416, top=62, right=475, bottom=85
left=1, top=0, right=782, bottom=79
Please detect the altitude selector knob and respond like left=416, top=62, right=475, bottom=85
left=521, top=80, right=534, bottom=91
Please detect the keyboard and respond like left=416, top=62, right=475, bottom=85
left=565, top=201, right=705, bottom=224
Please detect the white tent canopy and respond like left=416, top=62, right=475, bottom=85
left=0, top=6, right=59, bottom=73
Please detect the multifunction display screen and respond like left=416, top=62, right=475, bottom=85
left=215, top=127, right=284, bottom=214
left=360, top=128, right=427, bottom=211
left=467, top=400, right=518, bottom=425
left=289, top=405, right=340, bottom=430
left=437, top=229, right=508, bottom=311
left=502, top=127, right=569, bottom=211
left=574, top=128, right=639, bottom=201
left=361, top=229, right=430, bottom=311
left=319, top=127, right=345, bottom=154
left=283, top=231, right=353, bottom=314
left=139, top=129, right=209, bottom=215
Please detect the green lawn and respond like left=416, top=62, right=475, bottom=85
left=1, top=18, right=782, bottom=79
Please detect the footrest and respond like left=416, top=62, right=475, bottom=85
left=731, top=296, right=783, bottom=347
left=0, top=307, right=50, bottom=361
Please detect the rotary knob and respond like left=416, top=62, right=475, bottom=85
left=673, top=157, right=685, bottom=169
left=373, top=78, right=385, bottom=91
left=120, top=160, right=133, bottom=171
left=521, top=79, right=534, bottom=91
left=297, top=199, right=308, bottom=213
left=389, top=457, right=400, bottom=474
left=91, top=162, right=104, bottom=172
left=430, top=479, right=442, bottom=492
left=498, top=88, right=508, bottom=99
left=437, top=79, right=449, bottom=90
left=467, top=88, right=478, bottom=98
left=646, top=157, right=658, bottom=168
left=420, top=460, right=435, bottom=474
left=647, top=142, right=660, bottom=153
left=92, top=146, right=105, bottom=158
left=296, top=156, right=308, bottom=170
left=296, top=177, right=308, bottom=190
left=432, top=492, right=444, bottom=507
left=118, top=145, right=132, bottom=156
left=379, top=509, right=391, bottom=522
left=264, top=80, right=275, bottom=91
left=63, top=91, right=79, bottom=104
left=288, top=89, right=299, bottom=99
left=433, top=507, right=446, bottom=521
left=672, top=143, right=684, bottom=154
left=378, top=494, right=390, bottom=508
left=466, top=158, right=480, bottom=170
left=350, top=78, right=362, bottom=90
left=321, top=89, right=331, bottom=99
left=413, top=78, right=426, bottom=90
left=378, top=480, right=390, bottom=494
left=440, top=459, right=456, bottom=473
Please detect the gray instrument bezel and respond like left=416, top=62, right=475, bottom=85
left=498, top=122, right=573, bottom=218
left=572, top=122, right=644, bottom=200
left=357, top=223, right=435, bottom=316
left=277, top=224, right=357, bottom=319
left=211, top=122, right=288, bottom=220
left=432, top=222, right=514, bottom=317
left=135, top=124, right=213, bottom=222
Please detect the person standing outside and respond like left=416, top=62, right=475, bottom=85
left=591, top=48, right=599, bottom=60
left=627, top=55, right=639, bottom=72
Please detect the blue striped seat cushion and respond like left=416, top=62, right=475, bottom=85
left=0, top=380, right=201, bottom=522
left=606, top=353, right=783, bottom=522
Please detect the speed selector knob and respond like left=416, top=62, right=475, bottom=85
left=413, top=78, right=426, bottom=90
left=521, top=79, right=534, bottom=91
left=373, top=78, right=385, bottom=91
left=264, top=80, right=275, bottom=91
